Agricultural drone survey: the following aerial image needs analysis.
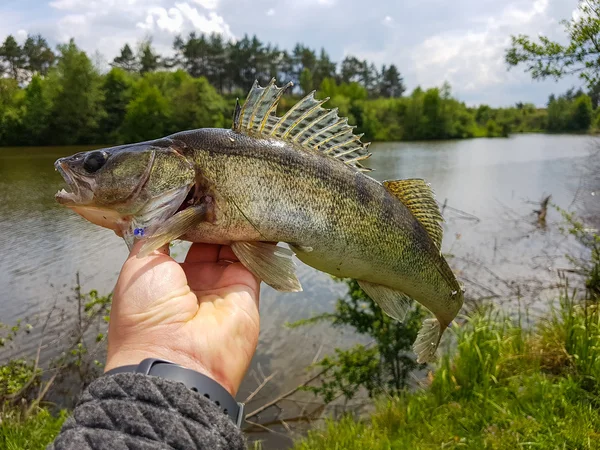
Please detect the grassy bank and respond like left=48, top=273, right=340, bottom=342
left=295, top=290, right=600, bottom=449
left=2, top=287, right=598, bottom=449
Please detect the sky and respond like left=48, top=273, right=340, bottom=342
left=0, top=0, right=585, bottom=106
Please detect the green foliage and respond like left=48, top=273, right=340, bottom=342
left=506, top=0, right=600, bottom=89
left=0, top=32, right=593, bottom=147
left=296, top=217, right=600, bottom=450
left=111, top=43, right=138, bottom=72
left=289, top=279, right=424, bottom=402
left=138, top=39, right=161, bottom=74
left=0, top=408, right=67, bottom=450
left=379, top=64, right=405, bottom=98
left=121, top=79, right=169, bottom=142
left=0, top=35, right=24, bottom=80
left=99, top=68, right=133, bottom=143
left=359, top=86, right=480, bottom=141
left=167, top=73, right=227, bottom=132
left=22, top=35, right=55, bottom=76
left=46, top=39, right=104, bottom=145
left=0, top=360, right=40, bottom=398
left=558, top=207, right=600, bottom=299
left=22, top=76, right=51, bottom=144
left=299, top=67, right=314, bottom=94
left=295, top=303, right=600, bottom=450
left=547, top=91, right=594, bottom=132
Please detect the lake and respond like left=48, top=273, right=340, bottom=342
left=0, top=133, right=597, bottom=444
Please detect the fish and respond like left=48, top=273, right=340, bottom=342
left=54, top=79, right=464, bottom=363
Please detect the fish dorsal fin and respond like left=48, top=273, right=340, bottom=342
left=384, top=179, right=444, bottom=249
left=232, top=78, right=372, bottom=172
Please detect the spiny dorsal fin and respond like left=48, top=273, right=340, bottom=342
left=384, top=179, right=444, bottom=249
left=232, top=78, right=372, bottom=172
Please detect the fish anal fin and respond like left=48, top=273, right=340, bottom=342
left=231, top=242, right=302, bottom=292
left=137, top=204, right=209, bottom=258
left=413, top=318, right=442, bottom=364
left=357, top=280, right=413, bottom=322
left=383, top=179, right=444, bottom=249
left=234, top=79, right=372, bottom=172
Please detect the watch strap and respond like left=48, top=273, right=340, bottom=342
left=105, top=358, right=245, bottom=427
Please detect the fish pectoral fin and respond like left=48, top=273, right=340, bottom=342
left=231, top=242, right=302, bottom=292
left=137, top=204, right=209, bottom=258
left=357, top=280, right=413, bottom=322
left=413, top=318, right=442, bottom=364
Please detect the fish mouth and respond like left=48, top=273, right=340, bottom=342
left=54, top=160, right=94, bottom=205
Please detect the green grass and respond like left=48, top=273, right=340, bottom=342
left=295, top=295, right=600, bottom=450
left=0, top=407, right=67, bottom=450
left=2, top=289, right=599, bottom=449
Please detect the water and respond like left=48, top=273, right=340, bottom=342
left=0, top=134, right=597, bottom=445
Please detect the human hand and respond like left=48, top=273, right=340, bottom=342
left=105, top=241, right=261, bottom=396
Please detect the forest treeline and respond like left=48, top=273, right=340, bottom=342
left=0, top=33, right=596, bottom=146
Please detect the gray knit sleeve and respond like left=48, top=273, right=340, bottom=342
left=48, top=373, right=246, bottom=450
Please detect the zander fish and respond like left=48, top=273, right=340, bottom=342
left=54, top=80, right=464, bottom=363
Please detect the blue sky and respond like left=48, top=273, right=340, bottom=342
left=0, top=0, right=584, bottom=106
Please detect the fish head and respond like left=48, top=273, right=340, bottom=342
left=55, top=138, right=196, bottom=237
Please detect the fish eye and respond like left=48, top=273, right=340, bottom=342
left=83, top=151, right=107, bottom=173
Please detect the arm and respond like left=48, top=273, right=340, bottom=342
left=50, top=241, right=260, bottom=449
left=49, top=372, right=244, bottom=450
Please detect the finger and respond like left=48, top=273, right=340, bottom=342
left=185, top=242, right=221, bottom=263
left=218, top=245, right=238, bottom=263
left=114, top=240, right=183, bottom=309
left=129, top=239, right=171, bottom=258
left=182, top=261, right=260, bottom=295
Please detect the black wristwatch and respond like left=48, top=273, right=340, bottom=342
left=105, top=358, right=245, bottom=427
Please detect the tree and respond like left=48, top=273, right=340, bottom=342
left=0, top=35, right=25, bottom=80
left=506, top=0, right=600, bottom=88
left=299, top=67, right=314, bottom=94
left=47, top=39, right=104, bottom=145
left=21, top=75, right=51, bottom=144
left=168, top=72, right=226, bottom=133
left=23, top=34, right=55, bottom=76
left=100, top=68, right=133, bottom=142
left=138, top=39, right=160, bottom=74
left=121, top=79, right=169, bottom=142
left=340, top=56, right=364, bottom=83
left=571, top=94, right=593, bottom=131
left=379, top=64, right=405, bottom=98
left=0, top=78, right=22, bottom=144
left=313, top=48, right=336, bottom=88
left=588, top=81, right=600, bottom=109
left=111, top=44, right=138, bottom=72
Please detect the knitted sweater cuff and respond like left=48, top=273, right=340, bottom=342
left=49, top=372, right=245, bottom=450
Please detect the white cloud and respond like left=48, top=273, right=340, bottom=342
left=49, top=0, right=87, bottom=10
left=137, top=7, right=184, bottom=33
left=192, top=0, right=219, bottom=9
left=0, top=0, right=581, bottom=105
left=409, top=0, right=554, bottom=101
left=174, top=3, right=233, bottom=36
left=42, top=0, right=234, bottom=64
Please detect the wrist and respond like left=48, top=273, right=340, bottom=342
left=104, top=358, right=246, bottom=427
left=105, top=347, right=238, bottom=396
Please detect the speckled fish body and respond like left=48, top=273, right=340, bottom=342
left=54, top=80, right=464, bottom=362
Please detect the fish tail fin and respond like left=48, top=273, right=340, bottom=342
left=413, top=318, right=444, bottom=364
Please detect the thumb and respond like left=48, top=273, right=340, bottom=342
left=113, top=240, right=189, bottom=317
